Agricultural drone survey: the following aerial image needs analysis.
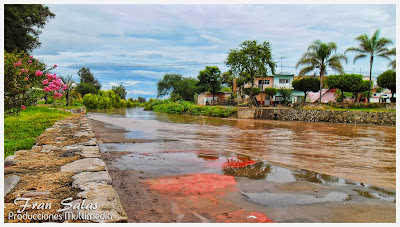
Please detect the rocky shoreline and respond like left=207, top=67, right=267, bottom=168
left=4, top=108, right=128, bottom=223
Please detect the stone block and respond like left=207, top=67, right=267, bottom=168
left=61, top=158, right=106, bottom=173
left=72, top=171, right=112, bottom=189
left=5, top=175, right=21, bottom=195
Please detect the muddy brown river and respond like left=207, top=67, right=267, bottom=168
left=87, top=107, right=396, bottom=223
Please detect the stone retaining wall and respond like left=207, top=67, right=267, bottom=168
left=293, top=102, right=396, bottom=110
left=4, top=111, right=128, bottom=223
left=237, top=108, right=396, bottom=126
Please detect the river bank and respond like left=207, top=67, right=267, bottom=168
left=4, top=110, right=128, bottom=223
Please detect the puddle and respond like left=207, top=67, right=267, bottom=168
left=243, top=191, right=349, bottom=206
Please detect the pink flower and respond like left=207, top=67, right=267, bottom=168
left=62, top=84, right=68, bottom=90
left=14, top=61, right=22, bottom=67
left=35, top=70, right=43, bottom=76
left=42, top=79, right=49, bottom=85
left=44, top=86, right=51, bottom=92
left=28, top=60, right=32, bottom=63
left=54, top=64, right=57, bottom=68
left=24, top=77, right=29, bottom=81
left=53, top=91, right=63, bottom=99
left=29, top=56, right=33, bottom=59
left=21, top=105, right=26, bottom=110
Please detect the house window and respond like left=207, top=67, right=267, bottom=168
left=275, top=96, right=283, bottom=101
left=279, top=79, right=289, bottom=84
left=258, top=80, right=270, bottom=85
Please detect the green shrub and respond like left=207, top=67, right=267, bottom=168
left=82, top=90, right=140, bottom=110
left=147, top=100, right=237, bottom=118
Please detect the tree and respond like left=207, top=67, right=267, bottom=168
left=278, top=88, right=292, bottom=105
left=345, top=29, right=394, bottom=103
left=76, top=67, right=101, bottom=96
left=326, top=74, right=368, bottom=102
left=296, top=40, right=348, bottom=103
left=60, top=75, right=75, bottom=106
left=352, top=80, right=371, bottom=102
left=75, top=83, right=99, bottom=97
left=226, top=40, right=276, bottom=107
left=264, top=87, right=278, bottom=105
left=138, top=97, right=146, bottom=103
left=157, top=73, right=198, bottom=102
left=377, top=70, right=396, bottom=103
left=157, top=73, right=183, bottom=97
left=112, top=83, right=127, bottom=100
left=5, top=4, right=55, bottom=52
left=78, top=67, right=101, bottom=89
left=197, top=66, right=222, bottom=101
left=244, top=87, right=260, bottom=96
left=292, top=77, right=320, bottom=102
left=221, top=71, right=235, bottom=91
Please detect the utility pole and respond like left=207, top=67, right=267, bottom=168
left=279, top=56, right=287, bottom=74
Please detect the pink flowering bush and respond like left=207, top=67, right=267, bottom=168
left=4, top=51, right=67, bottom=114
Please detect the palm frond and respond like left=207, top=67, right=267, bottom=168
left=327, top=42, right=338, bottom=52
left=353, top=54, right=367, bottom=64
left=307, top=40, right=323, bottom=52
left=345, top=47, right=364, bottom=54
left=370, top=29, right=380, bottom=47
left=387, top=47, right=396, bottom=55
left=328, top=53, right=348, bottom=65
left=388, top=59, right=396, bottom=70
left=327, top=60, right=345, bottom=74
left=298, top=66, right=317, bottom=76
left=375, top=37, right=393, bottom=50
left=354, top=34, right=369, bottom=44
left=376, top=47, right=390, bottom=55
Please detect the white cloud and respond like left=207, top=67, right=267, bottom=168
left=123, top=81, right=140, bottom=86
left=127, top=90, right=156, bottom=95
left=30, top=4, right=396, bottom=98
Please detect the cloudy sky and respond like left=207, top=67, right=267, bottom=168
left=32, top=4, right=396, bottom=99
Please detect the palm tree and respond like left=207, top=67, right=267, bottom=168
left=345, top=29, right=393, bottom=103
left=387, top=47, right=396, bottom=70
left=60, top=75, right=75, bottom=106
left=296, top=40, right=347, bottom=103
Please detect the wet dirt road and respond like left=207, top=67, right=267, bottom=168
left=88, top=108, right=396, bottom=223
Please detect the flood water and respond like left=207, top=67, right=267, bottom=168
left=87, top=107, right=396, bottom=223
left=89, top=107, right=396, bottom=190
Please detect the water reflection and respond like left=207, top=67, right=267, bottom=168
left=292, top=169, right=340, bottom=184
left=223, top=162, right=272, bottom=180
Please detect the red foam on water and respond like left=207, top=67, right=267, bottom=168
left=223, top=159, right=257, bottom=168
left=146, top=173, right=237, bottom=196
